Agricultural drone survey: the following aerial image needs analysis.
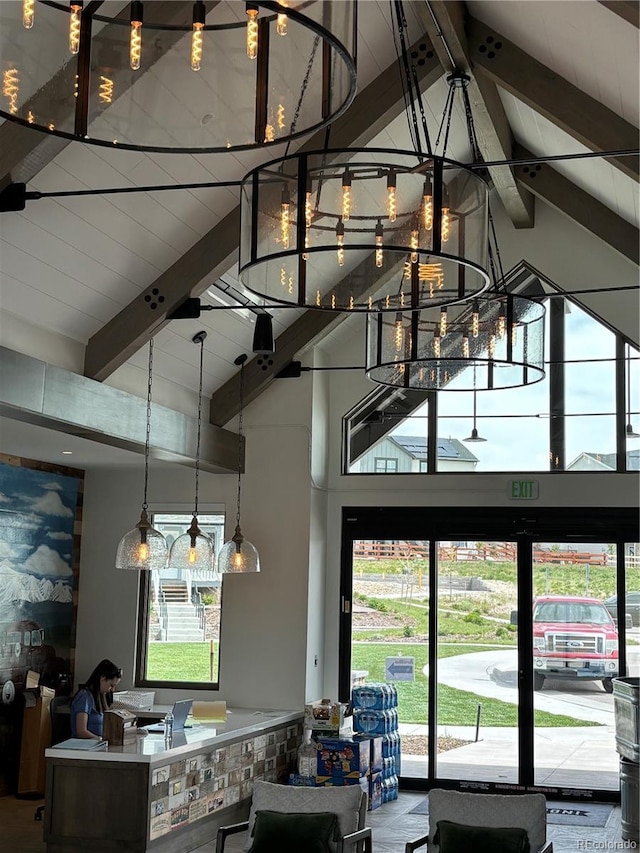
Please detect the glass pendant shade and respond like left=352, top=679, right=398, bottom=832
left=115, top=508, right=168, bottom=571
left=0, top=1, right=356, bottom=153
left=168, top=518, right=217, bottom=574
left=239, top=149, right=491, bottom=312
left=366, top=293, right=545, bottom=390
left=217, top=525, right=260, bottom=574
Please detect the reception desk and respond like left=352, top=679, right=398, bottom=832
left=44, top=708, right=303, bottom=853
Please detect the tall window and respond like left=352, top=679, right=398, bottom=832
left=136, top=511, right=224, bottom=688
left=343, top=294, right=638, bottom=474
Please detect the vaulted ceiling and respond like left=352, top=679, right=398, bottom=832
left=0, top=0, right=638, bottom=470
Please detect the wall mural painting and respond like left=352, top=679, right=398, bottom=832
left=0, top=453, right=83, bottom=704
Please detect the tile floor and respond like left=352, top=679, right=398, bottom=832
left=1, top=789, right=634, bottom=853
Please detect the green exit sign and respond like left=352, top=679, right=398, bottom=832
left=509, top=479, right=539, bottom=500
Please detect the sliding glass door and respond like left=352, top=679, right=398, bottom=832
left=340, top=507, right=639, bottom=799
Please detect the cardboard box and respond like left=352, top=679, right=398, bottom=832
left=304, top=700, right=346, bottom=735
left=315, top=736, right=370, bottom=778
left=368, top=771, right=383, bottom=810
left=18, top=684, right=55, bottom=796
left=314, top=775, right=369, bottom=794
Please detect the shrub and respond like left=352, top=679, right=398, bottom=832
left=463, top=611, right=485, bottom=624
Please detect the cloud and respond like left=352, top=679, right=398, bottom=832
left=23, top=545, right=73, bottom=579
left=42, top=481, right=64, bottom=491
left=0, top=540, right=30, bottom=562
left=31, top=491, right=73, bottom=517
left=47, top=531, right=73, bottom=541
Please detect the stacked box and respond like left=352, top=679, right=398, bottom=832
left=315, top=736, right=370, bottom=778
left=352, top=682, right=401, bottom=804
left=288, top=773, right=316, bottom=786
left=368, top=771, right=383, bottom=810
left=304, top=700, right=346, bottom=737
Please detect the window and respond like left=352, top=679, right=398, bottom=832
left=374, top=457, right=398, bottom=473
left=136, top=511, right=225, bottom=688
left=343, top=284, right=638, bottom=475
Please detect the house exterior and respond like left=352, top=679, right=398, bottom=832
left=351, top=435, right=478, bottom=473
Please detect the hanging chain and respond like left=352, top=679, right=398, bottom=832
left=284, top=34, right=320, bottom=158
left=193, top=336, right=204, bottom=519
left=142, top=338, right=154, bottom=511
left=235, top=361, right=245, bottom=528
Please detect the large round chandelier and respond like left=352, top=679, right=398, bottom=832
left=365, top=292, right=546, bottom=390
left=239, top=148, right=491, bottom=312
left=0, top=1, right=357, bottom=153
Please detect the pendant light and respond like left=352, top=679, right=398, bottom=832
left=464, top=368, right=486, bottom=443
left=168, top=331, right=217, bottom=573
left=115, top=339, right=168, bottom=570
left=217, top=354, right=260, bottom=574
left=625, top=345, right=639, bottom=439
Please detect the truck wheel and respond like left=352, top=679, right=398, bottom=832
left=534, top=673, right=545, bottom=691
left=602, top=678, right=614, bottom=694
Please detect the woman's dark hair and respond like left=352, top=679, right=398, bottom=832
left=75, top=659, right=122, bottom=714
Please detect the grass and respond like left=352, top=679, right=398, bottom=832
left=352, top=642, right=600, bottom=728
left=354, top=558, right=640, bottom=601
left=147, top=642, right=219, bottom=682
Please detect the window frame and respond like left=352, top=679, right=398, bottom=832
left=135, top=504, right=225, bottom=691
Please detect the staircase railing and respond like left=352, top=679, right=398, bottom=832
left=158, top=592, right=168, bottom=641
left=191, top=589, right=206, bottom=640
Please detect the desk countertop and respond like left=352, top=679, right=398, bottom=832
left=45, top=708, right=301, bottom=765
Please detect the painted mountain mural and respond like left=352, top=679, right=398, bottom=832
left=0, top=458, right=82, bottom=694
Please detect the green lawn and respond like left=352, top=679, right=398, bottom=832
left=147, top=642, right=219, bottom=682
left=353, top=642, right=600, bottom=728
left=146, top=640, right=599, bottom=729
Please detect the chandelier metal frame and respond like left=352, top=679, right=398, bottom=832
left=0, top=0, right=357, bottom=153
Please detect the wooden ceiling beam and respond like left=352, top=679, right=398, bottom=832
left=467, top=15, right=639, bottom=182
left=84, top=32, right=443, bottom=385
left=514, top=144, right=639, bottom=265
left=415, top=1, right=534, bottom=229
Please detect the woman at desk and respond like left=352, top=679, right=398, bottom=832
left=70, top=659, right=122, bottom=739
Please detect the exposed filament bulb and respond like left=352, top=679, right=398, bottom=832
left=441, top=207, right=450, bottom=242
left=276, top=13, right=287, bottom=35
left=497, top=305, right=506, bottom=338
left=3, top=69, right=19, bottom=115
left=23, top=0, right=35, bottom=28
left=433, top=328, right=441, bottom=359
left=439, top=307, right=448, bottom=338
left=422, top=180, right=433, bottom=230
left=130, top=1, right=143, bottom=70
left=488, top=332, right=496, bottom=359
left=69, top=1, right=83, bottom=55
left=462, top=331, right=470, bottom=359
left=246, top=3, right=259, bottom=60
left=511, top=322, right=518, bottom=347
left=471, top=301, right=480, bottom=338
left=394, top=313, right=404, bottom=353
left=410, top=219, right=419, bottom=264
left=280, top=186, right=291, bottom=250
left=387, top=170, right=397, bottom=222
left=98, top=75, right=114, bottom=104
left=191, top=1, right=205, bottom=72
left=341, top=169, right=352, bottom=221
left=375, top=220, right=384, bottom=269
left=336, top=218, right=345, bottom=267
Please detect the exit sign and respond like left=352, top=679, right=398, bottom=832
left=509, top=479, right=539, bottom=500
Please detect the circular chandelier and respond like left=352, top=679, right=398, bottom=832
left=0, top=1, right=357, bottom=153
left=365, top=293, right=546, bottom=390
left=239, top=147, right=491, bottom=312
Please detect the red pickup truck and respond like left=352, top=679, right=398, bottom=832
left=531, top=595, right=619, bottom=693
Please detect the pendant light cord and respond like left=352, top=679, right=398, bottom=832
left=193, top=334, right=205, bottom=520
left=142, top=338, right=154, bottom=513
left=236, top=360, right=245, bottom=528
